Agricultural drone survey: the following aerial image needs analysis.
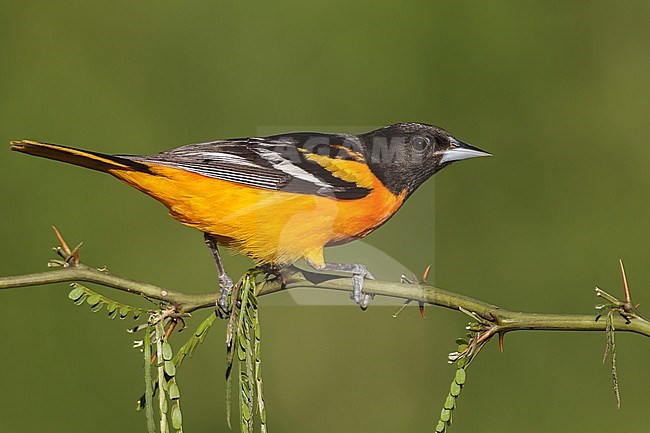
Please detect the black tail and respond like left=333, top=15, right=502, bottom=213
left=10, top=140, right=151, bottom=173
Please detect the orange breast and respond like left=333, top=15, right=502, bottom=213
left=110, top=161, right=405, bottom=267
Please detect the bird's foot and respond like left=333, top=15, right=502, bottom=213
left=216, top=273, right=234, bottom=319
left=349, top=264, right=374, bottom=310
left=307, top=260, right=375, bottom=310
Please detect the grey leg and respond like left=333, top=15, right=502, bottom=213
left=204, top=233, right=234, bottom=317
left=306, top=260, right=374, bottom=310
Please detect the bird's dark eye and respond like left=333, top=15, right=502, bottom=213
left=411, top=136, right=430, bottom=151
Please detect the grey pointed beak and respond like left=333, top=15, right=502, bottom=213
left=440, top=138, right=492, bottom=164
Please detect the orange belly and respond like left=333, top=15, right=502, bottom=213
left=110, top=163, right=405, bottom=266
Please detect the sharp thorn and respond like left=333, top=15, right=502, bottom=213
left=69, top=242, right=83, bottom=265
left=52, top=226, right=72, bottom=256
left=422, top=264, right=432, bottom=282
left=619, top=259, right=632, bottom=305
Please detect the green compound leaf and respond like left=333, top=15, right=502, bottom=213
left=143, top=326, right=156, bottom=433
left=137, top=312, right=217, bottom=430
left=154, top=322, right=170, bottom=433
left=67, top=283, right=153, bottom=322
left=435, top=366, right=467, bottom=432
left=225, top=271, right=268, bottom=433
left=173, top=312, right=217, bottom=367
left=436, top=334, right=474, bottom=433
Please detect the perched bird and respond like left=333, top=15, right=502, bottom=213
left=11, top=123, right=490, bottom=312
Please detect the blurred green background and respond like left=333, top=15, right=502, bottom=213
left=2, top=1, right=650, bottom=432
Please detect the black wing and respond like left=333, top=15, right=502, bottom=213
left=126, top=133, right=371, bottom=199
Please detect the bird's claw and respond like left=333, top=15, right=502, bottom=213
left=306, top=260, right=375, bottom=310
left=216, top=274, right=234, bottom=319
left=350, top=265, right=374, bottom=310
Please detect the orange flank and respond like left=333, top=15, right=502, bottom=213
left=10, top=139, right=407, bottom=267
left=111, top=161, right=406, bottom=267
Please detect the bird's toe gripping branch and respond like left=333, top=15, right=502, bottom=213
left=306, top=260, right=375, bottom=309
left=351, top=265, right=374, bottom=309
left=217, top=273, right=235, bottom=318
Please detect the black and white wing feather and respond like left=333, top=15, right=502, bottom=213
left=126, top=133, right=371, bottom=199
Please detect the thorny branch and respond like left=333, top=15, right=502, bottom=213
left=1, top=230, right=649, bottom=343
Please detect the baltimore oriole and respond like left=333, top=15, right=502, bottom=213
left=11, top=123, right=490, bottom=312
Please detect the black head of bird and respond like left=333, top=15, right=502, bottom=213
left=358, top=122, right=492, bottom=198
